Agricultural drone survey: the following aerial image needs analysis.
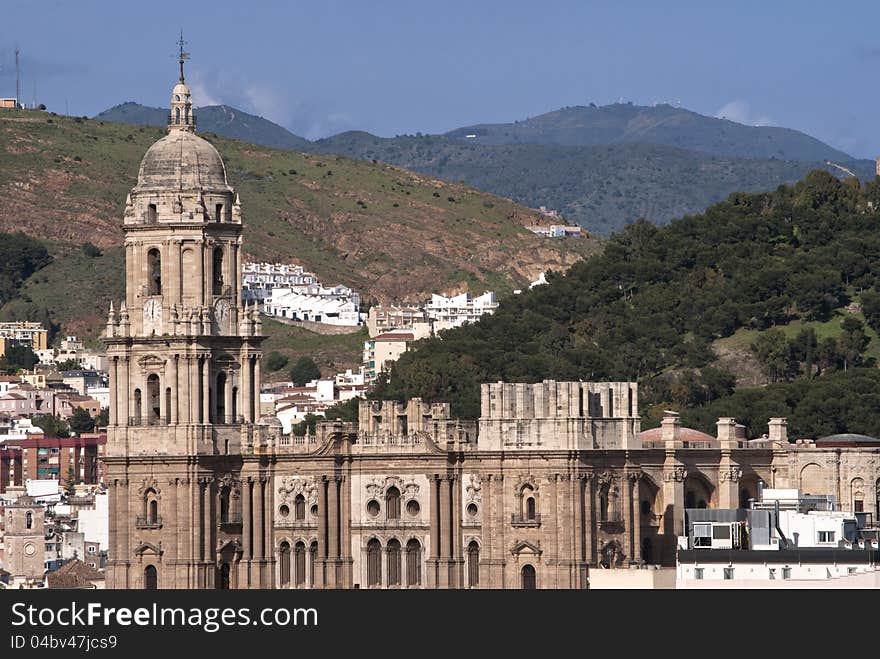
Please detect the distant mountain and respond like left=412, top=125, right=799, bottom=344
left=97, top=100, right=876, bottom=235
left=310, top=132, right=876, bottom=235
left=95, top=102, right=311, bottom=151
left=445, top=103, right=857, bottom=163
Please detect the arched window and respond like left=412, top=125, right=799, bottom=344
left=147, top=374, right=160, bottom=423
left=386, top=487, right=401, bottom=520
left=146, top=203, right=158, bottom=224
left=212, top=247, right=224, bottom=296
left=175, top=107, right=180, bottom=123
left=406, top=539, right=421, bottom=587
left=521, top=564, right=536, bottom=590
left=279, top=541, right=290, bottom=587
left=294, top=542, right=306, bottom=586
left=144, top=565, right=158, bottom=590
left=143, top=488, right=159, bottom=524
left=387, top=539, right=401, bottom=586
left=220, top=487, right=230, bottom=524
left=231, top=386, right=238, bottom=421
left=215, top=203, right=223, bottom=223
left=133, top=389, right=142, bottom=425
left=467, top=541, right=480, bottom=587
left=294, top=494, right=306, bottom=521
left=26, top=511, right=33, bottom=529
left=165, top=387, right=171, bottom=424
left=685, top=491, right=696, bottom=509
left=521, top=484, right=536, bottom=520
left=216, top=372, right=226, bottom=422
left=642, top=537, right=654, bottom=564
left=367, top=539, right=381, bottom=587
left=148, top=248, right=161, bottom=295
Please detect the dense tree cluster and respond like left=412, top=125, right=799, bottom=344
left=0, top=232, right=51, bottom=307
left=376, top=171, right=880, bottom=425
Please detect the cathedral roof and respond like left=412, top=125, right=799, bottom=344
left=815, top=433, right=880, bottom=447
left=137, top=130, right=230, bottom=191
left=637, top=427, right=717, bottom=443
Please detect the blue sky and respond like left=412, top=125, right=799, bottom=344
left=2, top=0, right=880, bottom=156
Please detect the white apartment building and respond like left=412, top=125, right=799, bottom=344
left=426, top=291, right=498, bottom=331
left=241, top=262, right=317, bottom=304
left=263, top=288, right=360, bottom=326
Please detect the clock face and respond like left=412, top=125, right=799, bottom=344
left=24, top=542, right=36, bottom=556
left=143, top=299, right=162, bottom=328
left=214, top=299, right=230, bottom=333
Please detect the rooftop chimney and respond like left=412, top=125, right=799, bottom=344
left=661, top=411, right=681, bottom=445
left=716, top=417, right=737, bottom=447
left=768, top=418, right=788, bottom=444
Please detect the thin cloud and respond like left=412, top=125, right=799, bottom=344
left=186, top=69, right=222, bottom=107
left=715, top=100, right=774, bottom=127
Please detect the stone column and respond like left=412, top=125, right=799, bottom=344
left=202, top=479, right=212, bottom=568
left=169, top=355, right=178, bottom=425
left=630, top=472, right=642, bottom=565
left=443, top=477, right=454, bottom=587
left=201, top=356, right=210, bottom=424
left=429, top=475, right=440, bottom=588
left=243, top=478, right=252, bottom=560
left=585, top=473, right=595, bottom=565
left=661, top=462, right=686, bottom=566
left=328, top=476, right=340, bottom=587
left=623, top=472, right=634, bottom=564
left=120, top=357, right=130, bottom=425
left=319, top=476, right=329, bottom=587
left=197, top=240, right=206, bottom=306
left=340, top=469, right=352, bottom=587
left=227, top=370, right=235, bottom=423
left=189, top=356, right=199, bottom=424
left=242, top=355, right=252, bottom=422
left=254, top=357, right=262, bottom=417
left=109, top=358, right=118, bottom=426
left=451, top=473, right=462, bottom=588
left=483, top=474, right=493, bottom=588
left=575, top=475, right=586, bottom=586
left=177, top=478, right=188, bottom=584
left=168, top=478, right=178, bottom=562
left=253, top=477, right=264, bottom=566
left=263, top=477, right=273, bottom=588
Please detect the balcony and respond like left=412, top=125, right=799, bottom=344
left=135, top=516, right=162, bottom=529
left=511, top=514, right=541, bottom=528
left=598, top=514, right=624, bottom=530
left=219, top=514, right=242, bottom=527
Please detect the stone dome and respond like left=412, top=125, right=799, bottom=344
left=136, top=130, right=230, bottom=191
left=171, top=82, right=191, bottom=102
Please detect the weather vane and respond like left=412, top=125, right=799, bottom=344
left=177, top=30, right=190, bottom=83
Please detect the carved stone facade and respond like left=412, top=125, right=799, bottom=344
left=105, top=60, right=880, bottom=591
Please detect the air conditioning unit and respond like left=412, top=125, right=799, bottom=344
left=693, top=522, right=743, bottom=549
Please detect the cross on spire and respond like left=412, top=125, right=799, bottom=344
left=177, top=30, right=190, bottom=83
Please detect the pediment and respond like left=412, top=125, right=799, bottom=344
left=511, top=540, right=542, bottom=556
left=134, top=541, right=163, bottom=556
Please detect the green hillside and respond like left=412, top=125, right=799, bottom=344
left=0, top=109, right=591, bottom=330
left=96, top=100, right=874, bottom=236
left=446, top=103, right=858, bottom=162
left=310, top=133, right=873, bottom=235
left=375, top=170, right=880, bottom=438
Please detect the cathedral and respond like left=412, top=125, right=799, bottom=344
left=103, top=58, right=880, bottom=590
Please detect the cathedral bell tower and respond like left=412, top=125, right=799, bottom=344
left=103, top=42, right=269, bottom=589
